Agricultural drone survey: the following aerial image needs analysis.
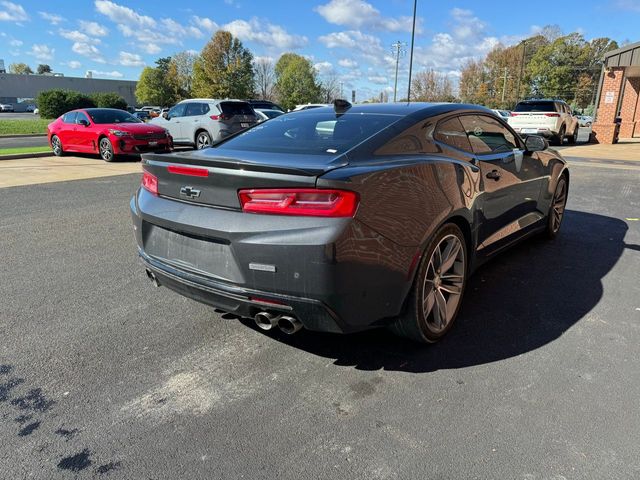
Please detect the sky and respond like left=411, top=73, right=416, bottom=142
left=1, top=0, right=639, bottom=100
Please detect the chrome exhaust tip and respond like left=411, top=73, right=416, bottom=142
left=277, top=316, right=303, bottom=335
left=254, top=312, right=281, bottom=331
left=145, top=269, right=161, bottom=287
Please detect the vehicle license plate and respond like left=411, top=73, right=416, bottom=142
left=149, top=141, right=158, bottom=146
left=241, top=123, right=249, bottom=127
left=522, top=128, right=538, bottom=134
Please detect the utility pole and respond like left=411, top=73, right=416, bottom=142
left=406, top=0, right=418, bottom=103
left=515, top=40, right=527, bottom=103
left=391, top=40, right=406, bottom=102
left=501, top=67, right=510, bottom=103
left=339, top=81, right=343, bottom=99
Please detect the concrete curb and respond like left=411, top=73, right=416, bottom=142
left=0, top=133, right=48, bottom=139
left=0, top=152, right=54, bottom=161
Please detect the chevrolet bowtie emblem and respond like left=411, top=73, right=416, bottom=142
left=180, top=186, right=201, bottom=199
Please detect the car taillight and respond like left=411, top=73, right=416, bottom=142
left=510, top=113, right=520, bottom=116
left=544, top=113, right=560, bottom=117
left=210, top=113, right=231, bottom=121
left=238, top=189, right=359, bottom=217
left=142, top=170, right=158, bottom=195
left=167, top=165, right=209, bottom=177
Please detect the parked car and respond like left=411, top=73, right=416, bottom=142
left=292, top=103, right=331, bottom=111
left=25, top=104, right=36, bottom=112
left=255, top=108, right=284, bottom=122
left=508, top=99, right=579, bottom=145
left=0, top=103, right=14, bottom=112
left=48, top=108, right=172, bottom=162
left=141, top=106, right=161, bottom=113
left=491, top=109, right=511, bottom=120
left=33, top=108, right=39, bottom=115
left=132, top=110, right=152, bottom=122
left=577, top=115, right=593, bottom=127
left=132, top=102, right=569, bottom=343
left=248, top=100, right=284, bottom=112
left=151, top=99, right=259, bottom=149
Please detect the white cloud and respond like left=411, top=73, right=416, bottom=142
left=338, top=58, right=358, bottom=68
left=118, top=51, right=144, bottom=67
left=314, top=61, right=333, bottom=75
left=9, top=38, right=22, bottom=47
left=192, top=16, right=218, bottom=33
left=0, top=1, right=28, bottom=21
left=318, top=30, right=394, bottom=68
left=79, top=20, right=108, bottom=36
left=89, top=69, right=123, bottom=78
left=315, top=0, right=418, bottom=32
left=95, top=0, right=154, bottom=27
left=29, top=44, right=54, bottom=61
left=72, top=41, right=105, bottom=63
left=59, top=29, right=92, bottom=43
left=66, top=60, right=82, bottom=69
left=368, top=75, right=387, bottom=84
left=141, top=43, right=162, bottom=55
left=222, top=18, right=307, bottom=49
left=39, top=11, right=64, bottom=25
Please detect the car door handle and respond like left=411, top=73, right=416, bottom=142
left=486, top=170, right=501, bottom=180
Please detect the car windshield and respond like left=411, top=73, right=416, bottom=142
left=88, top=109, right=142, bottom=124
left=514, top=102, right=556, bottom=112
left=215, top=111, right=402, bottom=155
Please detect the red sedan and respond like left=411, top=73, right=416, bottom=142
left=48, top=108, right=173, bottom=162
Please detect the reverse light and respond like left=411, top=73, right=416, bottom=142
left=142, top=170, right=158, bottom=195
left=109, top=129, right=132, bottom=137
left=238, top=189, right=359, bottom=217
left=167, top=165, right=209, bottom=177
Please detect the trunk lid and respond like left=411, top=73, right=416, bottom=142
left=218, top=101, right=258, bottom=134
left=142, top=148, right=348, bottom=209
left=507, top=112, right=557, bottom=130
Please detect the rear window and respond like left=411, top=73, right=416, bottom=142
left=514, top=102, right=556, bottom=113
left=215, top=112, right=402, bottom=155
left=88, top=109, right=141, bottom=124
left=219, top=102, right=255, bottom=116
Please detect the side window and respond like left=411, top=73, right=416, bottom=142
left=374, top=120, right=433, bottom=156
left=76, top=112, right=90, bottom=125
left=434, top=116, right=473, bottom=153
left=459, top=114, right=518, bottom=155
left=168, top=104, right=186, bottom=118
left=62, top=112, right=77, bottom=124
left=185, top=102, right=209, bottom=116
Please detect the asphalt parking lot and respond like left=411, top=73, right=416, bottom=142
left=1, top=156, right=639, bottom=479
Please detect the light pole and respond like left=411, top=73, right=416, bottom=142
left=391, top=40, right=407, bottom=102
left=407, top=0, right=418, bottom=103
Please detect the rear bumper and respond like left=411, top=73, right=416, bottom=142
left=512, top=127, right=554, bottom=138
left=130, top=188, right=415, bottom=333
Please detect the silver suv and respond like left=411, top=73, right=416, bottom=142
left=152, top=99, right=258, bottom=149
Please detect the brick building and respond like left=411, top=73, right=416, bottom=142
left=592, top=41, right=640, bottom=143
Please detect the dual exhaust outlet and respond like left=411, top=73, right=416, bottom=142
left=254, top=311, right=303, bottom=335
left=145, top=268, right=303, bottom=335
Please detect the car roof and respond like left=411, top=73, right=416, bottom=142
left=291, top=102, right=495, bottom=118
left=177, top=98, right=248, bottom=104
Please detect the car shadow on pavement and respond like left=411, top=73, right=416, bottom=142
left=243, top=210, right=634, bottom=373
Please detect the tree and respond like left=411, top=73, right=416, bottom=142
left=274, top=53, right=321, bottom=110
left=410, top=69, right=454, bottom=102
left=37, top=64, right=52, bottom=74
left=36, top=89, right=95, bottom=118
left=135, top=57, right=180, bottom=106
left=170, top=51, right=197, bottom=99
left=90, top=92, right=127, bottom=110
left=254, top=58, right=275, bottom=100
left=192, top=30, right=255, bottom=99
left=319, top=73, right=341, bottom=102
left=9, top=63, right=33, bottom=74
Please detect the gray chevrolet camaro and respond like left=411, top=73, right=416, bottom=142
left=130, top=101, right=569, bottom=343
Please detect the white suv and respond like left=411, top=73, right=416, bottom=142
left=508, top=99, right=579, bottom=145
left=151, top=99, right=258, bottom=149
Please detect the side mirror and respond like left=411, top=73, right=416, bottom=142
left=79, top=119, right=90, bottom=127
left=525, top=135, right=548, bottom=152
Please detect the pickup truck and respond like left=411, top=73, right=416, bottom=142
left=507, top=99, right=579, bottom=145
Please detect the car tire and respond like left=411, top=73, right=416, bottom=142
left=553, top=126, right=565, bottom=146
left=546, top=175, right=568, bottom=239
left=391, top=223, right=468, bottom=344
left=195, top=130, right=212, bottom=150
left=99, top=137, right=115, bottom=162
left=51, top=135, right=64, bottom=157
left=567, top=128, right=578, bottom=144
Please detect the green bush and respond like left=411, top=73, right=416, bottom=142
left=90, top=92, right=127, bottom=110
left=36, top=89, right=95, bottom=118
